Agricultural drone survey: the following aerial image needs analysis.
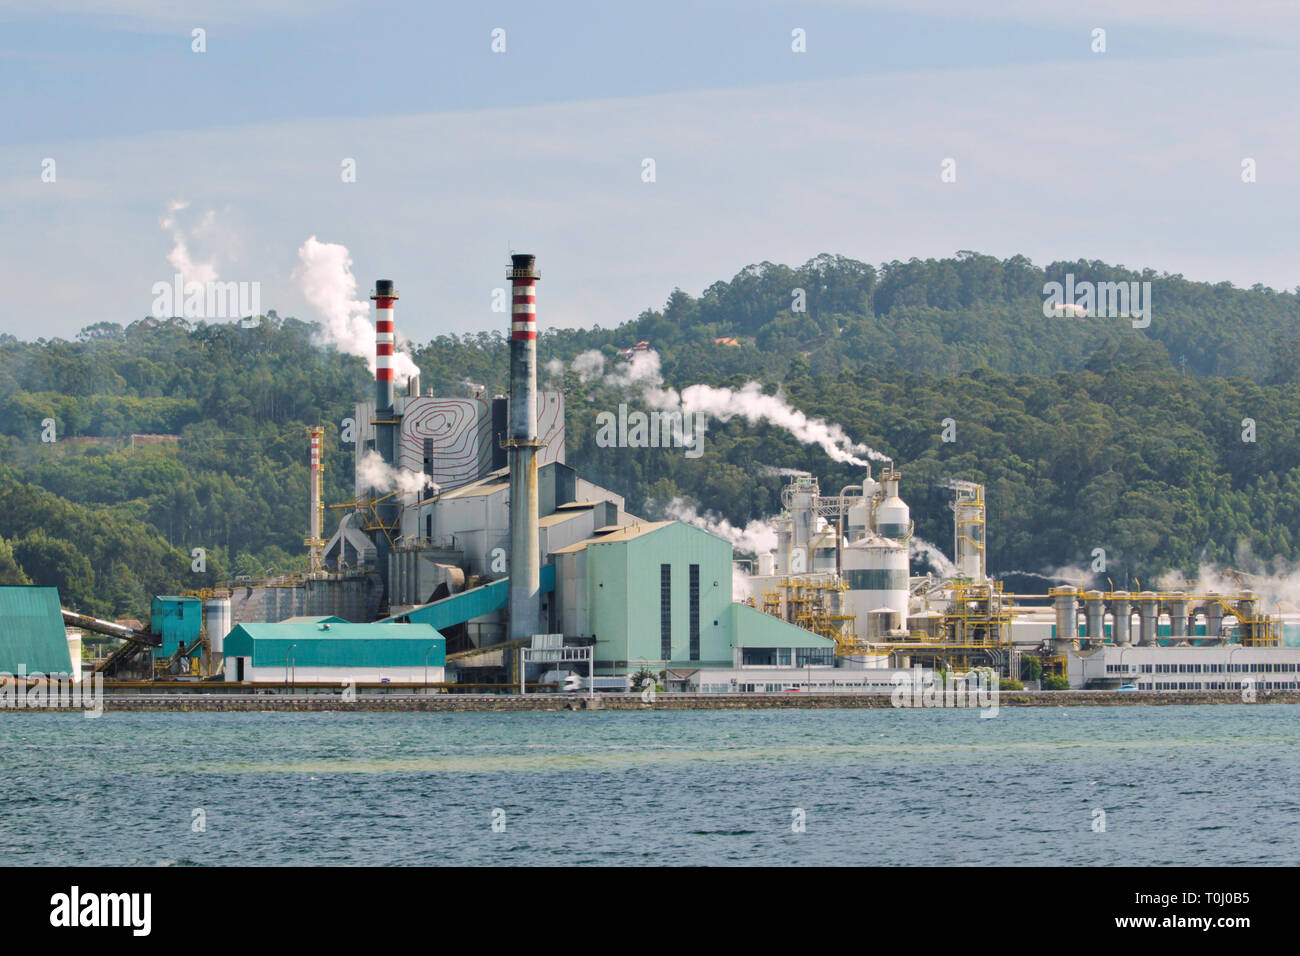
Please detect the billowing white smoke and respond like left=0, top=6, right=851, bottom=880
left=760, top=465, right=811, bottom=477
left=357, top=450, right=439, bottom=496
left=160, top=200, right=218, bottom=285
left=558, top=349, right=888, bottom=465
left=1155, top=545, right=1300, bottom=614
left=664, top=498, right=778, bottom=556
left=294, top=236, right=420, bottom=385
left=733, top=564, right=755, bottom=601
left=911, top=537, right=957, bottom=577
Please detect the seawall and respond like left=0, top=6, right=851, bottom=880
left=4, top=690, right=1299, bottom=713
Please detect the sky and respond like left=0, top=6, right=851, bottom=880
left=1, top=0, right=1297, bottom=342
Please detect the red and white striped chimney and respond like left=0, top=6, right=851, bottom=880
left=371, top=279, right=398, bottom=411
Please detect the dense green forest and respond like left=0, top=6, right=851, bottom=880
left=3, top=251, right=1299, bottom=619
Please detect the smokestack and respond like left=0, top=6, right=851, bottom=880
left=370, top=280, right=399, bottom=605
left=305, top=426, right=325, bottom=573
left=507, top=254, right=541, bottom=641
left=371, top=279, right=397, bottom=412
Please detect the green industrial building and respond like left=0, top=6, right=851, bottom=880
left=0, top=586, right=75, bottom=676
left=151, top=595, right=203, bottom=658
left=222, top=618, right=446, bottom=683
left=552, top=521, right=834, bottom=674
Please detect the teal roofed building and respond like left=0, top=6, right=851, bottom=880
left=0, top=586, right=75, bottom=676
left=222, top=620, right=446, bottom=684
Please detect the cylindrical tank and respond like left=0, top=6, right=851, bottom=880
left=1204, top=594, right=1224, bottom=638
left=875, top=469, right=910, bottom=539
left=1138, top=591, right=1159, bottom=646
left=1083, top=590, right=1105, bottom=644
left=1167, top=592, right=1189, bottom=639
left=789, top=477, right=818, bottom=551
left=1052, top=587, right=1079, bottom=645
left=910, top=609, right=944, bottom=641
left=1112, top=591, right=1132, bottom=646
left=810, top=520, right=838, bottom=573
left=866, top=608, right=901, bottom=640
left=1237, top=591, right=1258, bottom=645
left=757, top=552, right=776, bottom=577
left=846, top=498, right=871, bottom=542
left=203, top=597, right=232, bottom=655
left=843, top=536, right=909, bottom=631
left=776, top=521, right=793, bottom=574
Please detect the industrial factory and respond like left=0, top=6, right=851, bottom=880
left=740, top=470, right=1300, bottom=693
left=5, top=251, right=1300, bottom=698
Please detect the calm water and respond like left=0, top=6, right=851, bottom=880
left=1, top=705, right=1296, bottom=866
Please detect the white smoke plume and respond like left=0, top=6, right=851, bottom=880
left=1154, top=545, right=1300, bottom=615
left=760, top=464, right=812, bottom=477
left=556, top=348, right=888, bottom=465
left=357, top=450, right=439, bottom=496
left=294, top=236, right=420, bottom=385
left=911, top=537, right=957, bottom=577
left=664, top=497, right=778, bottom=555
left=733, top=563, right=755, bottom=602
left=160, top=200, right=218, bottom=285
left=1000, top=569, right=1078, bottom=583
left=1041, top=564, right=1095, bottom=588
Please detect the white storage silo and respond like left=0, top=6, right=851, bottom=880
left=874, top=466, right=910, bottom=540
left=203, top=597, right=232, bottom=655
left=842, top=535, right=909, bottom=632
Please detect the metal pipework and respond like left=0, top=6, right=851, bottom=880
left=952, top=481, right=986, bottom=582
left=305, top=426, right=325, bottom=573
left=1138, top=591, right=1159, bottom=646
left=507, top=254, right=541, bottom=642
left=1112, top=590, right=1132, bottom=646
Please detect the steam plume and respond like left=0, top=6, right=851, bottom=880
left=556, top=349, right=888, bottom=465
left=294, top=236, right=420, bottom=384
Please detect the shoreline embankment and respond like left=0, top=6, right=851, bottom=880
left=4, top=690, right=1299, bottom=713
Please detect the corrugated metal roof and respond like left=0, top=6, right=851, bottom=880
left=551, top=521, right=674, bottom=554
left=223, top=621, right=446, bottom=667
left=0, top=586, right=75, bottom=675
left=439, top=481, right=509, bottom=500
left=538, top=510, right=590, bottom=528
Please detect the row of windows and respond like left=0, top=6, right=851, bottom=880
left=1144, top=681, right=1300, bottom=691
left=739, top=647, right=836, bottom=667
left=700, top=681, right=893, bottom=693
left=1107, top=662, right=1300, bottom=674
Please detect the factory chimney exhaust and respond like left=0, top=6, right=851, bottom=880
left=370, top=280, right=399, bottom=603
left=507, top=254, right=541, bottom=641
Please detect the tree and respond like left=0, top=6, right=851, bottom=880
left=0, top=534, right=29, bottom=585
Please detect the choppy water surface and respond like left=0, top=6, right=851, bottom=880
left=1, top=705, right=1296, bottom=865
